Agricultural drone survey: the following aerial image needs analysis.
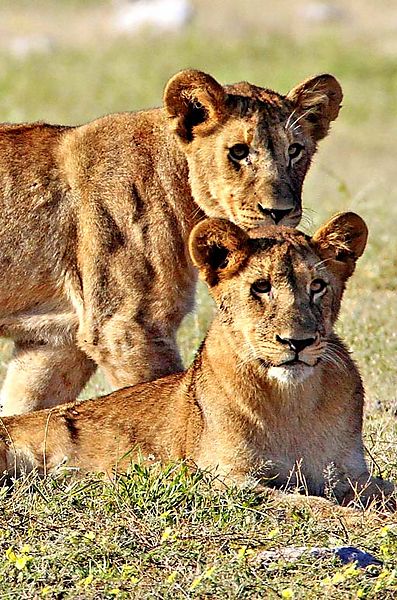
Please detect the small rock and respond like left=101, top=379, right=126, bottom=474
left=8, top=35, right=55, bottom=59
left=255, top=545, right=382, bottom=569
left=334, top=546, right=382, bottom=568
left=112, top=0, right=193, bottom=34
left=300, top=3, right=346, bottom=24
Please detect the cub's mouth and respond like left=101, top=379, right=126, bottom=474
left=257, top=357, right=319, bottom=369
left=279, top=357, right=320, bottom=367
left=257, top=357, right=322, bottom=385
left=267, top=361, right=317, bottom=385
left=256, top=203, right=302, bottom=228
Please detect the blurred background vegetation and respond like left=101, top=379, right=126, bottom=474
left=0, top=0, right=396, bottom=409
left=0, top=3, right=396, bottom=598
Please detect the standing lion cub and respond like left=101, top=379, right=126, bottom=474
left=0, top=69, right=342, bottom=415
left=0, top=212, right=393, bottom=507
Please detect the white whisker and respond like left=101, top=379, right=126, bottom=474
left=299, top=213, right=314, bottom=228
left=289, top=107, right=315, bottom=131
left=313, top=257, right=334, bottom=269
left=285, top=108, right=298, bottom=131
left=290, top=123, right=303, bottom=136
left=322, top=346, right=349, bottom=375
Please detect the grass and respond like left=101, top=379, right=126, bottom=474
left=0, top=1, right=396, bottom=597
left=1, top=465, right=397, bottom=599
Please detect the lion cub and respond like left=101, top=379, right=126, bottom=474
left=0, top=212, right=393, bottom=506
left=0, top=69, right=342, bottom=415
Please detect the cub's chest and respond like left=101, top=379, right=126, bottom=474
left=248, top=409, right=352, bottom=494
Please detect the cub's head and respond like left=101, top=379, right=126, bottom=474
left=190, top=212, right=367, bottom=384
left=165, top=69, right=342, bottom=229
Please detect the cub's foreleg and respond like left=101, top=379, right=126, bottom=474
left=72, top=193, right=189, bottom=389
left=341, top=473, right=395, bottom=509
left=1, top=342, right=96, bottom=416
left=78, top=318, right=183, bottom=388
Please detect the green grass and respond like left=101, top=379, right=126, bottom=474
left=1, top=464, right=397, bottom=599
left=0, top=1, right=396, bottom=597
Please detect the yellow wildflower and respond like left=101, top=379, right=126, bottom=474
left=166, top=571, right=178, bottom=584
left=161, top=526, right=175, bottom=543
left=80, top=573, right=94, bottom=587
left=15, top=555, right=28, bottom=570
left=5, top=548, right=16, bottom=563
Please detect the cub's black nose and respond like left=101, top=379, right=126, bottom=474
left=258, top=205, right=293, bottom=224
left=276, top=335, right=316, bottom=353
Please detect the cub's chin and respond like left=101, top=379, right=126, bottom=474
left=267, top=362, right=315, bottom=386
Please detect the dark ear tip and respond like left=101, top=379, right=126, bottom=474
left=311, top=72, right=342, bottom=91
left=164, top=68, right=205, bottom=85
left=287, top=73, right=343, bottom=107
left=169, top=68, right=210, bottom=81
left=317, top=73, right=341, bottom=83
left=163, top=69, right=222, bottom=103
left=163, top=70, right=197, bottom=111
left=312, top=211, right=368, bottom=262
left=189, top=217, right=250, bottom=278
left=190, top=217, right=227, bottom=242
left=189, top=218, right=248, bottom=253
left=328, top=211, right=368, bottom=235
left=188, top=218, right=224, bottom=266
left=163, top=70, right=226, bottom=141
left=313, top=73, right=343, bottom=107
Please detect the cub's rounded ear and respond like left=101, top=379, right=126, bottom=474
left=189, top=218, right=250, bottom=286
left=287, top=74, right=343, bottom=141
left=312, top=212, right=368, bottom=278
left=164, top=69, right=226, bottom=143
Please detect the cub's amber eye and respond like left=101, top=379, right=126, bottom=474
left=251, top=279, right=271, bottom=297
left=310, top=278, right=327, bottom=294
left=288, top=143, right=304, bottom=160
left=229, top=143, right=250, bottom=161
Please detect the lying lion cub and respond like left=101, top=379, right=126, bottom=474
left=0, top=212, right=392, bottom=506
left=0, top=69, right=342, bottom=415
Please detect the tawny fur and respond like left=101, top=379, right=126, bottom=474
left=0, top=212, right=393, bottom=508
left=0, top=69, right=342, bottom=415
